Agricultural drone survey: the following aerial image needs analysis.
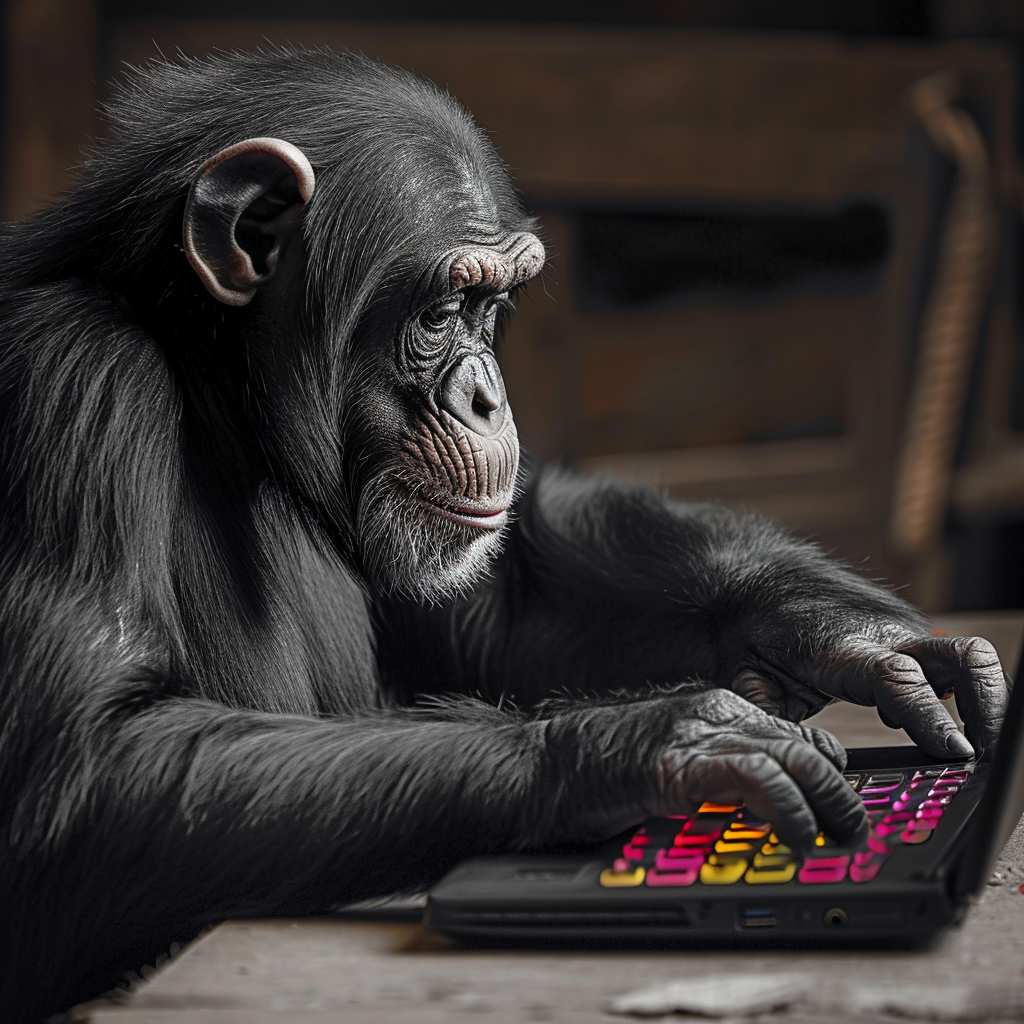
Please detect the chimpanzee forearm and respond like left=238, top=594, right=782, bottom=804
left=378, top=468, right=924, bottom=704
left=5, top=666, right=865, bottom=1019
left=377, top=469, right=1003, bottom=760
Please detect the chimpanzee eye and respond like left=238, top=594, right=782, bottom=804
left=419, top=297, right=462, bottom=333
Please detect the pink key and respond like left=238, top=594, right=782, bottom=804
left=802, top=855, right=850, bottom=869
left=850, top=859, right=885, bottom=882
left=916, top=807, right=944, bottom=820
left=631, top=835, right=651, bottom=846
left=860, top=785, right=901, bottom=795
left=867, top=834, right=889, bottom=855
left=940, top=771, right=971, bottom=782
left=875, top=822, right=902, bottom=838
left=799, top=863, right=848, bottom=883
left=623, top=845, right=645, bottom=861
left=901, top=828, right=932, bottom=845
left=881, top=811, right=914, bottom=824
left=655, top=849, right=704, bottom=871
left=646, top=868, right=698, bottom=887
left=905, top=818, right=938, bottom=832
left=920, top=796, right=950, bottom=808
left=861, top=798, right=892, bottom=807
left=613, top=858, right=631, bottom=872
left=853, top=850, right=874, bottom=865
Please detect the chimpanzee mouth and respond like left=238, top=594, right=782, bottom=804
left=421, top=497, right=509, bottom=530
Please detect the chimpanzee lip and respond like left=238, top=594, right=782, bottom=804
left=421, top=497, right=509, bottom=530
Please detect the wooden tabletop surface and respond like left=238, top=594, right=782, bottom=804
left=74, top=613, right=1024, bottom=1023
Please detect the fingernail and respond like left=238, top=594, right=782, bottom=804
left=945, top=731, right=974, bottom=757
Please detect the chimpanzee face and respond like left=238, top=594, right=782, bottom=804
left=354, top=231, right=544, bottom=600
left=181, top=134, right=545, bottom=601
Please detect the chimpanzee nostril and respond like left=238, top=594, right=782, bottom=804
left=439, top=352, right=507, bottom=436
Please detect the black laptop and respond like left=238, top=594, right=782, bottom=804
left=426, top=651, right=1024, bottom=947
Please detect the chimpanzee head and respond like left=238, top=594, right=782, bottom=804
left=89, top=50, right=545, bottom=601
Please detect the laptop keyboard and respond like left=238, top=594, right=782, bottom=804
left=598, top=763, right=972, bottom=888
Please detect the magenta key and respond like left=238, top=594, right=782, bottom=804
left=799, top=863, right=849, bottom=883
left=646, top=868, right=698, bottom=887
left=867, top=833, right=889, bottom=854
left=802, top=855, right=850, bottom=869
left=901, top=829, right=932, bottom=845
left=655, top=849, right=704, bottom=871
left=850, top=859, right=886, bottom=882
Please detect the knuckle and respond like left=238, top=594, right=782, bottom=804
left=687, top=687, right=754, bottom=726
left=879, top=651, right=926, bottom=684
left=951, top=635, right=1001, bottom=671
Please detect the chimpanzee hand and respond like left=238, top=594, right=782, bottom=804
left=731, top=629, right=1010, bottom=761
left=556, top=687, right=867, bottom=853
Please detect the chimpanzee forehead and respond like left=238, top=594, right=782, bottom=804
left=418, top=230, right=546, bottom=301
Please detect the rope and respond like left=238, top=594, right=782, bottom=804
left=890, top=72, right=997, bottom=557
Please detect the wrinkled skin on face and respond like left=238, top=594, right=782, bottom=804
left=353, top=232, right=545, bottom=601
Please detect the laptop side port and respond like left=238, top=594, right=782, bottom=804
left=740, top=907, right=777, bottom=928
left=823, top=907, right=848, bottom=926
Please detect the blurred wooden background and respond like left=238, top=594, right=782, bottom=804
left=6, top=0, right=1024, bottom=611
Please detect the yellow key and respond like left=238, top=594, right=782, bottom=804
left=714, top=840, right=755, bottom=853
left=753, top=852, right=794, bottom=868
left=761, top=841, right=792, bottom=856
left=699, top=802, right=741, bottom=814
left=599, top=867, right=645, bottom=887
left=815, top=833, right=826, bottom=847
left=723, top=827, right=770, bottom=840
left=700, top=859, right=749, bottom=884
left=744, top=863, right=798, bottom=884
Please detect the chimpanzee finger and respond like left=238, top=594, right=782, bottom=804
left=798, top=722, right=847, bottom=771
left=682, top=751, right=820, bottom=851
left=898, top=635, right=1009, bottom=755
left=762, top=736, right=868, bottom=848
left=821, top=643, right=973, bottom=759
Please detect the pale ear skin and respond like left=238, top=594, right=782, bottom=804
left=183, top=137, right=316, bottom=306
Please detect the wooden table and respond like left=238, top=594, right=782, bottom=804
left=75, top=614, right=1024, bottom=1023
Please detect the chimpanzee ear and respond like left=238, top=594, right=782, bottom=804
left=183, top=137, right=316, bottom=307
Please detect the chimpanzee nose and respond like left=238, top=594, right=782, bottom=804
left=439, top=352, right=507, bottom=436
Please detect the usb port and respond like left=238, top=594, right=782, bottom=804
left=741, top=907, right=777, bottom=928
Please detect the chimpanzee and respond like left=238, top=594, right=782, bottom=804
left=0, top=48, right=1009, bottom=1021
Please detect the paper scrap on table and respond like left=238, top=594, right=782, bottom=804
left=606, top=973, right=810, bottom=1018
left=607, top=976, right=1024, bottom=1021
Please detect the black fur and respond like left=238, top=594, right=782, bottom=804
left=0, top=49, right=1005, bottom=1022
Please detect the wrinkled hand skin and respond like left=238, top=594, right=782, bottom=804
left=731, top=630, right=1011, bottom=761
left=552, top=687, right=868, bottom=853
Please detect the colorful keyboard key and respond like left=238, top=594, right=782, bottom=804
left=655, top=849, right=705, bottom=871
left=798, top=855, right=850, bottom=883
left=600, top=865, right=646, bottom=887
left=700, top=858, right=749, bottom=884
left=715, top=840, right=756, bottom=854
left=646, top=867, right=699, bottom=887
left=745, top=862, right=797, bottom=884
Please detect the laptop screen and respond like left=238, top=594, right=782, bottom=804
left=954, top=650, right=1024, bottom=897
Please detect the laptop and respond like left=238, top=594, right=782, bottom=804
left=425, top=650, right=1024, bottom=947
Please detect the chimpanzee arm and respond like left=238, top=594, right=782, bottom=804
left=3, top=591, right=864, bottom=1020
left=376, top=469, right=1009, bottom=760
